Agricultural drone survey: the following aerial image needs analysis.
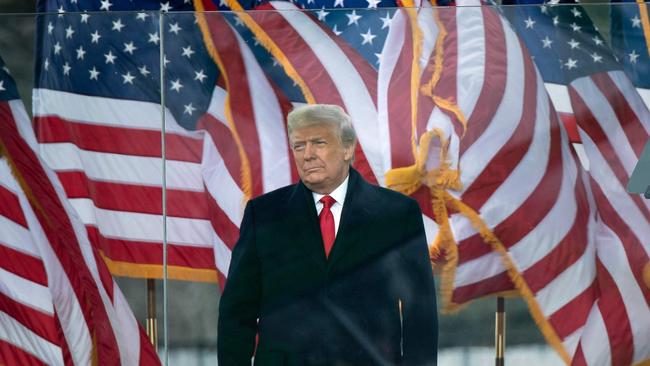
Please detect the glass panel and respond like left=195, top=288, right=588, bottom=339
left=1, top=2, right=648, bottom=365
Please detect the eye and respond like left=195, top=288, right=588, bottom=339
left=292, top=142, right=305, bottom=151
left=315, top=140, right=327, bottom=146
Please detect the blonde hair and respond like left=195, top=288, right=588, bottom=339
left=287, top=104, right=357, bottom=149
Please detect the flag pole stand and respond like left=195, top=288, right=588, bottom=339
left=146, top=279, right=158, bottom=349
left=495, top=297, right=505, bottom=366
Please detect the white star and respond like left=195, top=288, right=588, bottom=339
left=564, top=58, right=577, bottom=69
left=89, top=66, right=100, bottom=80
left=375, top=52, right=383, bottom=65
left=65, top=26, right=75, bottom=39
left=160, top=2, right=172, bottom=12
left=540, top=5, right=548, bottom=14
left=112, top=19, right=125, bottom=32
left=76, top=46, right=86, bottom=60
left=542, top=36, right=552, bottom=49
left=57, top=6, right=65, bottom=14
left=570, top=22, right=581, bottom=32
left=629, top=50, right=640, bottom=64
left=139, top=65, right=150, bottom=76
left=60, top=62, right=70, bottom=76
left=80, top=13, right=90, bottom=23
left=333, top=0, right=344, bottom=6
left=570, top=7, right=581, bottom=17
left=317, top=8, right=329, bottom=21
left=233, top=16, right=244, bottom=27
left=53, top=42, right=62, bottom=54
left=169, top=22, right=182, bottom=35
left=184, top=103, right=196, bottom=115
left=219, top=0, right=227, bottom=6
left=0, top=80, right=5, bottom=92
left=366, top=0, right=381, bottom=8
left=632, top=15, right=642, bottom=28
left=182, top=46, right=195, bottom=58
left=592, top=36, right=603, bottom=46
left=123, top=42, right=137, bottom=54
left=331, top=24, right=342, bottom=36
left=307, top=0, right=315, bottom=4
left=567, top=38, right=580, bottom=49
left=524, top=16, right=535, bottom=29
left=271, top=57, right=279, bottom=67
left=346, top=10, right=362, bottom=26
left=380, top=13, right=392, bottom=29
left=552, top=16, right=559, bottom=27
left=90, top=31, right=101, bottom=43
left=194, top=69, right=207, bottom=82
left=122, top=72, right=135, bottom=84
left=360, top=28, right=377, bottom=45
left=47, top=22, right=54, bottom=34
left=100, top=0, right=112, bottom=11
left=136, top=12, right=148, bottom=21
left=170, top=79, right=183, bottom=92
left=591, top=52, right=602, bottom=63
left=104, top=51, right=117, bottom=64
left=148, top=32, right=160, bottom=44
left=163, top=55, right=170, bottom=68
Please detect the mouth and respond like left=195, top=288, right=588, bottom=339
left=304, top=166, right=323, bottom=173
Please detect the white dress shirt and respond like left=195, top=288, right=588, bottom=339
left=312, top=174, right=349, bottom=235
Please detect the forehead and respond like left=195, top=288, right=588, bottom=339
left=289, top=123, right=338, bottom=140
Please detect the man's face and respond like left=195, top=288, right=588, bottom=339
left=290, top=123, right=354, bottom=194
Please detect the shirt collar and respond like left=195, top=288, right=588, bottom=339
left=312, top=174, right=349, bottom=206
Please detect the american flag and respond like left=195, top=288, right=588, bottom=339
left=35, top=0, right=225, bottom=283
left=214, top=5, right=609, bottom=366
left=0, top=55, right=159, bottom=365
left=503, top=1, right=650, bottom=364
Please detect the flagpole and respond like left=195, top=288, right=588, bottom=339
left=146, top=279, right=158, bottom=349
left=495, top=297, right=505, bottom=366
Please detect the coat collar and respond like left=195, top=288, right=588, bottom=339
left=288, top=168, right=377, bottom=270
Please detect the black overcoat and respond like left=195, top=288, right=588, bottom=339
left=218, top=169, right=438, bottom=366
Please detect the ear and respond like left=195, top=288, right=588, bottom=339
left=343, top=143, right=354, bottom=162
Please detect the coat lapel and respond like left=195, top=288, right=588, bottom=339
left=284, top=181, right=328, bottom=270
left=327, top=169, right=377, bottom=269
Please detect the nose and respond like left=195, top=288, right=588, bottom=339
left=303, top=142, right=315, bottom=160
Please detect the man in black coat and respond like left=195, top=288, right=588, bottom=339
left=218, top=104, right=438, bottom=366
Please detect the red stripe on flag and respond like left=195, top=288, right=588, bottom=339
left=0, top=245, right=47, bottom=286
left=524, top=174, right=590, bottom=293
left=451, top=271, right=512, bottom=304
left=86, top=226, right=216, bottom=270
left=0, top=291, right=59, bottom=345
left=462, top=38, right=538, bottom=210
left=458, top=101, right=564, bottom=265
left=559, top=112, right=581, bottom=143
left=56, top=171, right=209, bottom=219
left=0, top=185, right=27, bottom=228
left=0, top=339, right=48, bottom=366
left=387, top=13, right=416, bottom=168
left=204, top=14, right=264, bottom=197
left=595, top=258, right=633, bottom=366
left=0, top=102, right=121, bottom=363
left=571, top=343, right=587, bottom=366
left=590, top=178, right=650, bottom=307
left=549, top=281, right=597, bottom=340
left=457, top=7, right=508, bottom=154
left=590, top=72, right=649, bottom=157
left=196, top=113, right=243, bottom=189
left=35, top=116, right=202, bottom=163
left=206, top=186, right=240, bottom=250
left=568, top=85, right=650, bottom=223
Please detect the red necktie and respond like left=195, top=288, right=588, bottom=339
left=319, top=195, right=336, bottom=257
